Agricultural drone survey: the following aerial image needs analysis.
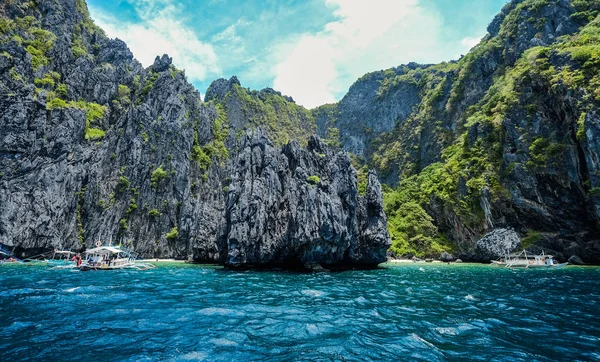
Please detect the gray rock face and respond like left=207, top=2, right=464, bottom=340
left=0, top=0, right=390, bottom=268
left=314, top=63, right=424, bottom=169
left=473, top=229, right=520, bottom=262
left=224, top=130, right=390, bottom=268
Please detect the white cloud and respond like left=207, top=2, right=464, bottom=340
left=460, top=35, right=484, bottom=50
left=272, top=0, right=451, bottom=108
left=273, top=36, right=338, bottom=107
left=88, top=0, right=220, bottom=83
left=88, top=0, right=493, bottom=109
left=211, top=19, right=251, bottom=69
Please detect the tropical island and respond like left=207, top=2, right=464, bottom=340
left=1, top=0, right=600, bottom=269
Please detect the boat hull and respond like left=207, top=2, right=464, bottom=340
left=492, top=262, right=569, bottom=268
left=79, top=263, right=136, bottom=271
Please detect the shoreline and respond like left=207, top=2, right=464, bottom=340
left=138, top=259, right=187, bottom=263
left=386, top=259, right=447, bottom=264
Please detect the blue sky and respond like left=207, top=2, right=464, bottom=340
left=88, top=0, right=508, bottom=108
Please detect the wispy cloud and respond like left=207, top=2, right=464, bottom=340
left=88, top=0, right=504, bottom=108
left=211, top=19, right=251, bottom=70
left=460, top=35, right=484, bottom=50
left=89, top=0, right=220, bottom=83
left=272, top=0, right=447, bottom=108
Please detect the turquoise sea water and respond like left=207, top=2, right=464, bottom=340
left=1, top=263, right=599, bottom=361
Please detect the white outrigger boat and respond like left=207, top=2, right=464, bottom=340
left=46, top=250, right=77, bottom=266
left=78, top=242, right=155, bottom=271
left=25, top=250, right=77, bottom=266
left=491, top=250, right=568, bottom=268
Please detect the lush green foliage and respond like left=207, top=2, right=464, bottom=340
left=46, top=97, right=68, bottom=110
left=384, top=198, right=455, bottom=258
left=526, top=137, right=566, bottom=170
left=307, top=175, right=321, bottom=185
left=45, top=96, right=107, bottom=143
left=117, top=175, right=130, bottom=191
left=324, top=127, right=342, bottom=148
left=356, top=166, right=368, bottom=196
left=34, top=71, right=60, bottom=88
left=376, top=63, right=458, bottom=100
left=210, top=104, right=230, bottom=160
left=56, top=84, right=68, bottom=98
left=571, top=0, right=600, bottom=22
left=498, top=0, right=549, bottom=39
left=380, top=133, right=501, bottom=255
left=148, top=209, right=161, bottom=217
left=26, top=30, right=56, bottom=70
left=191, top=104, right=229, bottom=172
left=139, top=71, right=159, bottom=100
left=58, top=101, right=109, bottom=141
left=577, top=112, right=587, bottom=141
left=191, top=142, right=211, bottom=171
left=85, top=127, right=105, bottom=141
left=126, top=197, right=138, bottom=214
left=75, top=0, right=105, bottom=36
left=0, top=16, right=56, bottom=70
left=113, top=84, right=131, bottom=110
left=165, top=227, right=178, bottom=240
left=119, top=218, right=128, bottom=230
left=71, top=36, right=87, bottom=59
left=224, top=84, right=315, bottom=146
left=151, top=166, right=168, bottom=188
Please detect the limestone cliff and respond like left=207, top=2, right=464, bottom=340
left=316, top=0, right=600, bottom=263
left=0, top=0, right=390, bottom=269
left=224, top=130, right=389, bottom=269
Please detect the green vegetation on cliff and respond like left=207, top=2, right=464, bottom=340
left=213, top=82, right=316, bottom=146
left=191, top=104, right=229, bottom=172
left=0, top=15, right=56, bottom=70
left=359, top=0, right=600, bottom=257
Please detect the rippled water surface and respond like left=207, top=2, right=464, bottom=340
left=1, top=263, right=599, bottom=361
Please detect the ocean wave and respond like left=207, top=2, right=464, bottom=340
left=0, top=263, right=598, bottom=361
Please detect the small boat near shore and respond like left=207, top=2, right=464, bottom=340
left=0, top=245, right=23, bottom=264
left=25, top=250, right=77, bottom=266
left=491, top=250, right=568, bottom=268
left=78, top=243, right=155, bottom=271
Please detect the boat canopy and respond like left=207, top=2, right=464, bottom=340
left=54, top=250, right=74, bottom=255
left=85, top=246, right=123, bottom=255
left=505, top=250, right=554, bottom=258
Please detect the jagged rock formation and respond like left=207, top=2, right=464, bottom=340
left=224, top=130, right=389, bottom=268
left=316, top=0, right=600, bottom=263
left=0, top=0, right=226, bottom=260
left=0, top=0, right=390, bottom=269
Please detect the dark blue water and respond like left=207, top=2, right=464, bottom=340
left=1, top=263, right=599, bottom=361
